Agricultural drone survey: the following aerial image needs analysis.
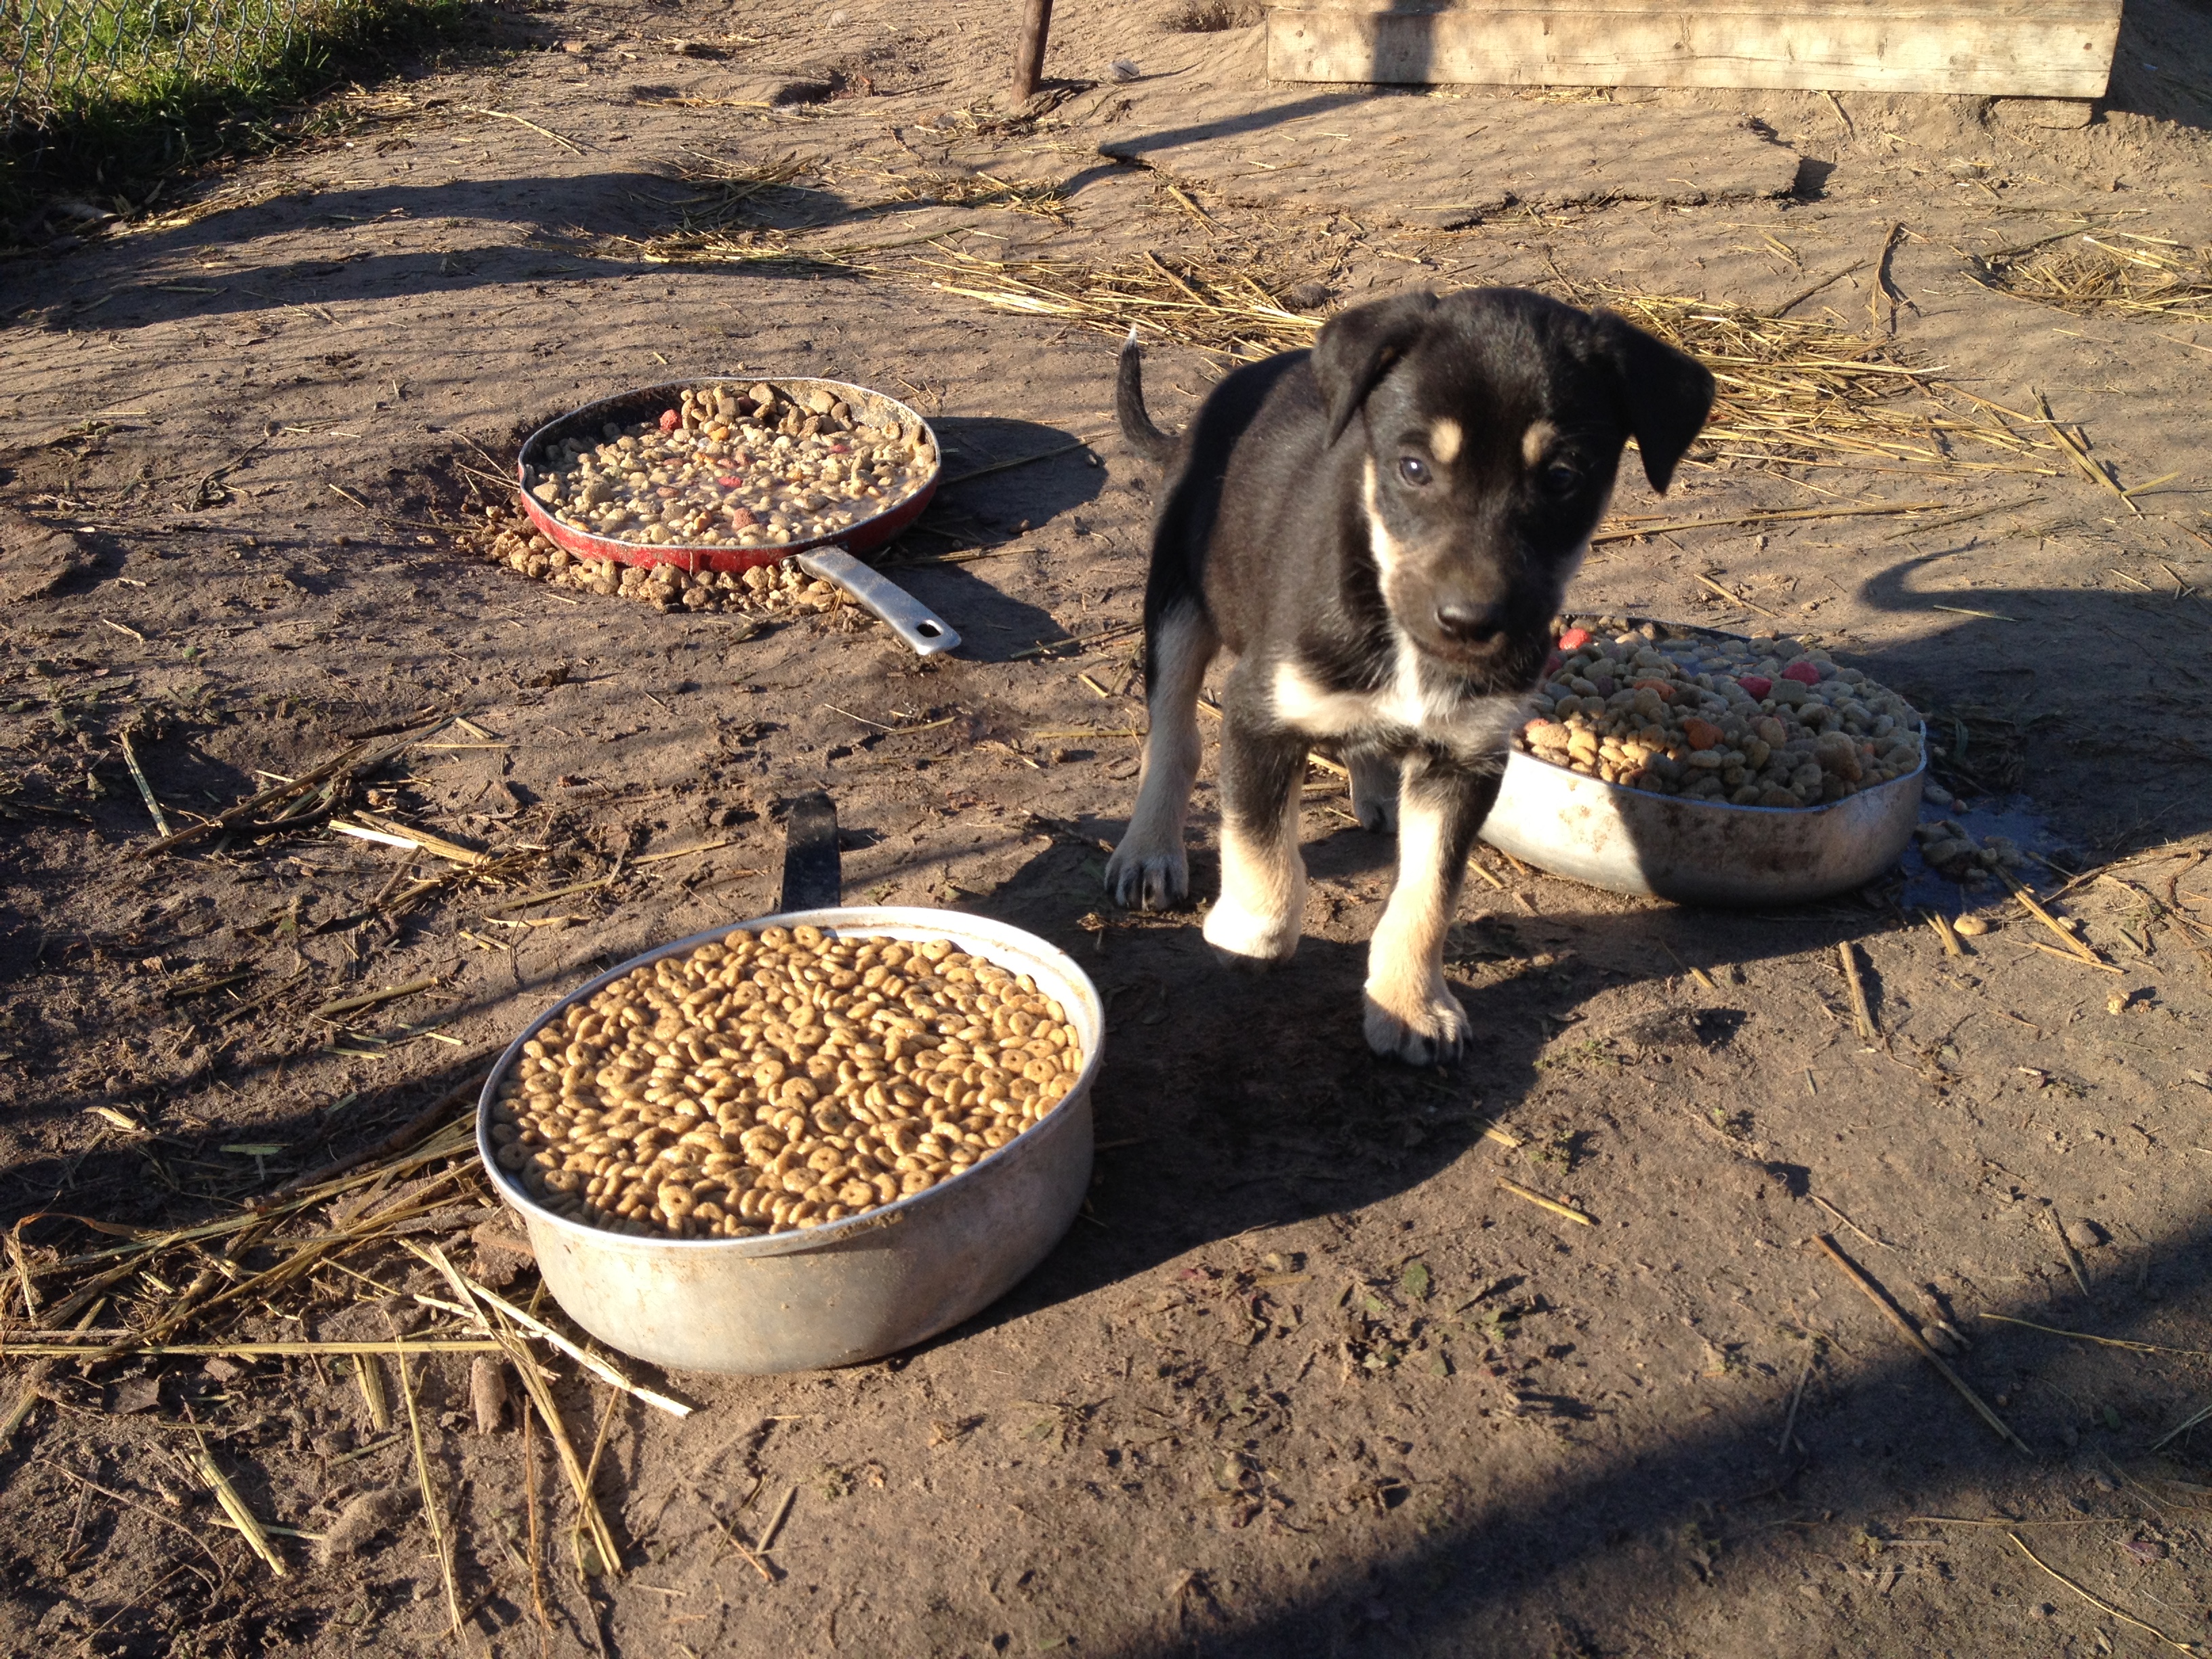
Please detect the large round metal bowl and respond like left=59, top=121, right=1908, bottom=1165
left=1479, top=618, right=1925, bottom=906
left=476, top=907, right=1101, bottom=1375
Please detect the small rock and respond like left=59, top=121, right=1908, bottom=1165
left=2064, top=1218, right=2106, bottom=1251
left=319, top=1487, right=412, bottom=1565
left=1109, top=58, right=1141, bottom=81
left=108, top=1377, right=163, bottom=1414
left=1952, top=913, right=1992, bottom=937
left=470, top=1356, right=509, bottom=1435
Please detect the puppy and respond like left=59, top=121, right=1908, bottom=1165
left=1103, top=287, right=1714, bottom=1064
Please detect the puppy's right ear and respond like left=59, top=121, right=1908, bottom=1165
left=1314, top=291, right=1438, bottom=447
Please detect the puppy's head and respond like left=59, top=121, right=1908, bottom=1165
left=1314, top=287, right=1713, bottom=687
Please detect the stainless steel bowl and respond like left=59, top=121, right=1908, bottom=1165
left=1481, top=745, right=1925, bottom=905
left=476, top=907, right=1102, bottom=1375
left=1478, top=619, right=1925, bottom=905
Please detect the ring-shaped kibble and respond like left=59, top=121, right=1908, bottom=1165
left=490, top=931, right=1084, bottom=1240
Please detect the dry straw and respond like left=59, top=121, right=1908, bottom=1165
left=3, top=1081, right=667, bottom=1586
left=914, top=251, right=2066, bottom=480
left=1971, top=232, right=2212, bottom=326
left=612, top=154, right=2097, bottom=485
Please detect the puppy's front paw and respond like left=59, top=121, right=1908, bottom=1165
left=1202, top=893, right=1301, bottom=970
left=1363, top=978, right=1471, bottom=1066
left=1105, top=840, right=1189, bottom=912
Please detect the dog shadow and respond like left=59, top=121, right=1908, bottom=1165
left=900, top=823, right=1877, bottom=1349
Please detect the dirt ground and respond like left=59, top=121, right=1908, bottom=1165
left=5, top=0, right=2212, bottom=1654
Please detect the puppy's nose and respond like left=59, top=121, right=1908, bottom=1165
left=1434, top=601, right=1506, bottom=644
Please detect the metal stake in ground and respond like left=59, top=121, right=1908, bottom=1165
left=779, top=792, right=842, bottom=912
left=1011, top=0, right=1054, bottom=102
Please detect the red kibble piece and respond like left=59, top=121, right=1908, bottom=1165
left=716, top=475, right=743, bottom=488
left=729, top=508, right=756, bottom=528
left=1737, top=674, right=1773, bottom=700
left=1631, top=676, right=1675, bottom=703
left=1557, top=627, right=1592, bottom=650
left=659, top=409, right=680, bottom=433
left=1780, top=661, right=1821, bottom=686
left=1683, top=718, right=1724, bottom=751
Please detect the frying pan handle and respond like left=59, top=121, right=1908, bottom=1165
left=797, top=546, right=960, bottom=657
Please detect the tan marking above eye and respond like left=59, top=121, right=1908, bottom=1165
left=1428, top=418, right=1463, bottom=465
left=1521, top=420, right=1559, bottom=467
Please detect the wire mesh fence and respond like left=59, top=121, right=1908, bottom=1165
left=3, top=0, right=384, bottom=133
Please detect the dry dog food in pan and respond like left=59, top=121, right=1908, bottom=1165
left=489, top=926, right=1084, bottom=1239
left=1516, top=620, right=1924, bottom=808
left=522, top=381, right=937, bottom=550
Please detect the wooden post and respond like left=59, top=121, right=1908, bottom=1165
left=1010, top=0, right=1055, bottom=104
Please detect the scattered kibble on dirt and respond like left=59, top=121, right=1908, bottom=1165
left=523, top=380, right=935, bottom=550
left=491, top=926, right=1086, bottom=1238
left=1517, top=616, right=1925, bottom=808
left=1911, top=821, right=2030, bottom=884
left=460, top=501, right=865, bottom=622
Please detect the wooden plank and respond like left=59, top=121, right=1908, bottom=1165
left=1267, top=3, right=2123, bottom=98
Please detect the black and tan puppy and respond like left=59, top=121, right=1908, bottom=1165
left=1104, top=287, right=1714, bottom=1064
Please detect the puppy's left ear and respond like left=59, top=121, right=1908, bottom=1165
left=1593, top=311, right=1715, bottom=493
left=1314, top=290, right=1439, bottom=447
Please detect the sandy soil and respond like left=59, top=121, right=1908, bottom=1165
left=5, top=1, right=2212, bottom=1654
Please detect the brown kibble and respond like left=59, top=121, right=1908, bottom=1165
left=489, top=931, right=1084, bottom=1240
left=1952, top=913, right=1992, bottom=937
left=506, top=381, right=935, bottom=613
left=1523, top=622, right=1922, bottom=813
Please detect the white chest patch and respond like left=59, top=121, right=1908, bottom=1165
left=1271, top=637, right=1525, bottom=761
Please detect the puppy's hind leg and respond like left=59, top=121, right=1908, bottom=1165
left=1348, top=749, right=1400, bottom=834
left=1202, top=700, right=1309, bottom=969
left=1105, top=602, right=1216, bottom=911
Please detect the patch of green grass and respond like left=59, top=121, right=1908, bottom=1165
left=3, top=0, right=475, bottom=229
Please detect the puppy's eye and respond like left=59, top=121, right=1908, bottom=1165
left=1540, top=460, right=1584, bottom=497
left=1397, top=455, right=1431, bottom=487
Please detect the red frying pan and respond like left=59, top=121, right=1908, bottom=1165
left=514, top=376, right=958, bottom=655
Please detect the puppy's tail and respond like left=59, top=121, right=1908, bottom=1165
left=1115, top=327, right=1178, bottom=468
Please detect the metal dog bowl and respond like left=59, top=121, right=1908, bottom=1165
left=1479, top=620, right=1925, bottom=906
left=476, top=907, right=1102, bottom=1374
